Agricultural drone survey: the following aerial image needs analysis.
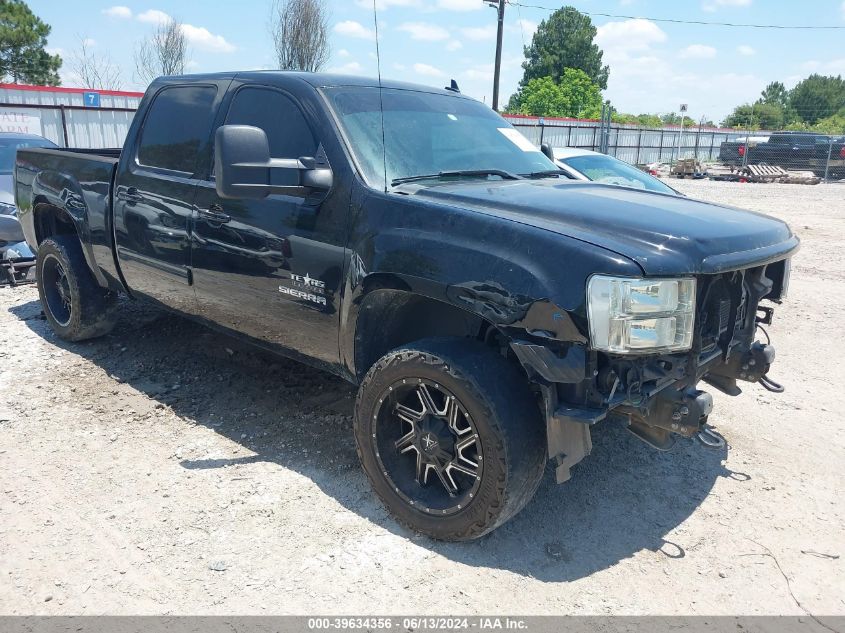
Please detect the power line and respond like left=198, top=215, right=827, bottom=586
left=506, top=1, right=845, bottom=30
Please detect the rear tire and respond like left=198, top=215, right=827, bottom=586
left=36, top=236, right=116, bottom=341
left=354, top=338, right=546, bottom=541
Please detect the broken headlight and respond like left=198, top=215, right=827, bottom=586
left=587, top=275, right=696, bottom=354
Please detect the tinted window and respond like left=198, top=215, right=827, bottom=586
left=225, top=87, right=317, bottom=158
left=138, top=86, right=217, bottom=173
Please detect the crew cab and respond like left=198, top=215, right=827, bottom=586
left=15, top=72, right=798, bottom=540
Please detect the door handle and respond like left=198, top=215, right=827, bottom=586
left=117, top=186, right=143, bottom=203
left=198, top=204, right=231, bottom=224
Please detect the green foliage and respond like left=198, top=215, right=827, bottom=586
left=788, top=74, right=845, bottom=125
left=0, top=0, right=61, bottom=85
left=506, top=70, right=603, bottom=119
left=519, top=6, right=609, bottom=90
left=722, top=102, right=786, bottom=130
left=759, top=81, right=789, bottom=109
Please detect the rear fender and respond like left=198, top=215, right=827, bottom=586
left=29, top=171, right=108, bottom=288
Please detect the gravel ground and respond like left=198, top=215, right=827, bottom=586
left=0, top=180, right=843, bottom=616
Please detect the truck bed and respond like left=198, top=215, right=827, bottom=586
left=15, top=147, right=121, bottom=289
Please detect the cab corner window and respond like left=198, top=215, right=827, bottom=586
left=137, top=85, right=218, bottom=173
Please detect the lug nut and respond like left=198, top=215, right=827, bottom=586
left=672, top=411, right=682, bottom=422
left=680, top=406, right=689, bottom=416
left=749, top=359, right=756, bottom=366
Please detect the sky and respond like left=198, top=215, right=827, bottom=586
left=27, top=0, right=845, bottom=123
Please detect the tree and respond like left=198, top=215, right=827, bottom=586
left=721, top=102, right=785, bottom=130
left=269, top=0, right=330, bottom=72
left=134, top=18, right=187, bottom=85
left=788, top=74, right=845, bottom=125
left=759, top=81, right=788, bottom=109
left=70, top=36, right=121, bottom=90
left=506, top=69, right=602, bottom=119
left=0, top=0, right=61, bottom=85
left=518, top=6, right=608, bottom=90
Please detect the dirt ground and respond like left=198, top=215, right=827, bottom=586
left=1, top=179, right=843, bottom=616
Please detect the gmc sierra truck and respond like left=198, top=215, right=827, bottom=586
left=15, top=72, right=798, bottom=541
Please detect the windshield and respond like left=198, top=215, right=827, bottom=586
left=561, top=154, right=676, bottom=195
left=325, top=87, right=556, bottom=189
left=0, top=137, right=56, bottom=174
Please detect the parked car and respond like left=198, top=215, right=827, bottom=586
left=15, top=72, right=797, bottom=540
left=719, top=131, right=845, bottom=177
left=0, top=132, right=57, bottom=215
left=0, top=133, right=55, bottom=284
left=552, top=147, right=680, bottom=195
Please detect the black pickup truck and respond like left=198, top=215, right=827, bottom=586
left=719, top=131, right=845, bottom=177
left=15, top=72, right=798, bottom=540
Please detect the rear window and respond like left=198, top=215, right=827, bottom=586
left=137, top=85, right=217, bottom=173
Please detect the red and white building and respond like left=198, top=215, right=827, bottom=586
left=0, top=83, right=143, bottom=148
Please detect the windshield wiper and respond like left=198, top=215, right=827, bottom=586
left=522, top=169, right=567, bottom=179
left=391, top=169, right=522, bottom=187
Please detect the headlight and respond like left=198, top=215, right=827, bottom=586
left=0, top=202, right=16, bottom=216
left=587, top=275, right=696, bottom=354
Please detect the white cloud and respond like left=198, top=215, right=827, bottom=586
left=355, top=0, right=421, bottom=8
left=514, top=19, right=538, bottom=38
left=413, top=63, right=444, bottom=77
left=328, top=61, right=363, bottom=74
left=397, top=22, right=450, bottom=41
left=82, top=38, right=96, bottom=47
left=334, top=20, right=376, bottom=40
left=446, top=39, right=463, bottom=51
left=436, top=0, right=482, bottom=10
left=460, top=25, right=497, bottom=41
left=136, top=9, right=171, bottom=25
left=737, top=45, right=756, bottom=56
left=596, top=19, right=667, bottom=52
left=181, top=24, right=235, bottom=53
left=338, top=48, right=350, bottom=58
left=462, top=64, right=494, bottom=82
left=102, top=5, right=132, bottom=19
left=680, top=44, right=717, bottom=59
left=702, top=0, right=751, bottom=11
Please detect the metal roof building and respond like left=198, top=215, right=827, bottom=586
left=0, top=84, right=143, bottom=148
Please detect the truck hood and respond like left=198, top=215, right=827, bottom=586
left=408, top=179, right=798, bottom=275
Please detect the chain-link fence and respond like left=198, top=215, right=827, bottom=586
left=503, top=114, right=845, bottom=182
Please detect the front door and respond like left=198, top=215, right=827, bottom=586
left=113, top=84, right=219, bottom=314
left=191, top=85, right=349, bottom=365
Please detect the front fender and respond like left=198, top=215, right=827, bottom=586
left=339, top=187, right=643, bottom=374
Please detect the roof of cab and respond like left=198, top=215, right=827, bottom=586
left=158, top=70, right=471, bottom=99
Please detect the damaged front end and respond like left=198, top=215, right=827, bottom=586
left=511, top=258, right=791, bottom=484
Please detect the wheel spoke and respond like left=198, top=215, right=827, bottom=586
left=416, top=383, right=440, bottom=415
left=394, top=430, right=416, bottom=454
left=435, top=466, right=458, bottom=496
left=447, top=461, right=478, bottom=479
left=394, top=402, right=424, bottom=424
left=415, top=451, right=425, bottom=484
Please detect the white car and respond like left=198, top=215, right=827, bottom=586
left=553, top=146, right=680, bottom=196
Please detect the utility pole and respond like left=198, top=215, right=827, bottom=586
left=485, top=0, right=506, bottom=111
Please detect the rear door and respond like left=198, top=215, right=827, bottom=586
left=113, top=82, right=226, bottom=314
left=190, top=83, right=350, bottom=365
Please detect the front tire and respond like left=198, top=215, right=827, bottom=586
left=354, top=338, right=546, bottom=541
left=36, top=236, right=116, bottom=341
